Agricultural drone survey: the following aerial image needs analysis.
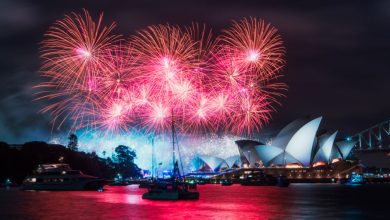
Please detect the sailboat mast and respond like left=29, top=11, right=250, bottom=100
left=171, top=108, right=176, bottom=172
left=151, top=134, right=155, bottom=179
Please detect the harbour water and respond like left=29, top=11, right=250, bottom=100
left=1, top=184, right=389, bottom=219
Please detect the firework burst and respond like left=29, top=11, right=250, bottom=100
left=218, top=17, right=285, bottom=78
left=37, top=10, right=121, bottom=130
left=130, top=24, right=210, bottom=134
left=41, top=9, right=120, bottom=89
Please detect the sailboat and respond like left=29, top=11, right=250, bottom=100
left=142, top=111, right=200, bottom=200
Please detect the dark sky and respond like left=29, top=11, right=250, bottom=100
left=0, top=0, right=389, bottom=143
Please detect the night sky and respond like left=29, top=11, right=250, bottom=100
left=0, top=0, right=389, bottom=143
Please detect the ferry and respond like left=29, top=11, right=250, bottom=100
left=22, top=164, right=105, bottom=191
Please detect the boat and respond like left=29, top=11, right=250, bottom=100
left=143, top=161, right=199, bottom=200
left=142, top=112, right=200, bottom=200
left=340, top=172, right=365, bottom=185
left=22, top=164, right=105, bottom=191
left=108, top=173, right=129, bottom=186
left=142, top=180, right=199, bottom=200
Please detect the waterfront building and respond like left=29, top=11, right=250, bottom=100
left=188, top=117, right=362, bottom=182
left=236, top=117, right=356, bottom=168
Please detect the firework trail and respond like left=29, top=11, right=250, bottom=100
left=36, top=11, right=286, bottom=137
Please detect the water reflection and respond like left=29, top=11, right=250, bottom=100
left=1, top=184, right=390, bottom=219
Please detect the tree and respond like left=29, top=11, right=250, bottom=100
left=112, top=145, right=140, bottom=178
left=67, top=133, right=78, bottom=151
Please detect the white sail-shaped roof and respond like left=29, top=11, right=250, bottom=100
left=191, top=155, right=228, bottom=172
left=313, top=149, right=327, bottom=163
left=268, top=151, right=300, bottom=166
left=314, top=131, right=338, bottom=162
left=225, top=155, right=241, bottom=168
left=313, top=133, right=329, bottom=162
left=336, top=140, right=356, bottom=159
left=323, top=131, right=338, bottom=160
left=254, top=145, right=284, bottom=166
left=330, top=145, right=342, bottom=160
left=236, top=140, right=263, bottom=166
left=235, top=140, right=263, bottom=149
left=198, top=155, right=227, bottom=171
left=272, top=118, right=308, bottom=150
left=191, top=157, right=207, bottom=171
left=285, top=117, right=322, bottom=166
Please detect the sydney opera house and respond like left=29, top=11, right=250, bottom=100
left=189, top=117, right=361, bottom=181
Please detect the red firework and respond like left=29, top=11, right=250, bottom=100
left=36, top=10, right=286, bottom=136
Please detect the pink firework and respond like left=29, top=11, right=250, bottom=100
left=91, top=45, right=138, bottom=133
left=130, top=24, right=207, bottom=133
left=98, top=44, right=136, bottom=98
left=218, top=17, right=285, bottom=78
left=41, top=9, right=120, bottom=89
left=37, top=10, right=120, bottom=130
left=206, top=17, right=287, bottom=135
left=36, top=10, right=287, bottom=136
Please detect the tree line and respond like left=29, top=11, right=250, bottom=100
left=0, top=139, right=142, bottom=185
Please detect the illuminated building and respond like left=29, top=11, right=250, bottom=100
left=188, top=117, right=363, bottom=182
left=235, top=117, right=356, bottom=168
